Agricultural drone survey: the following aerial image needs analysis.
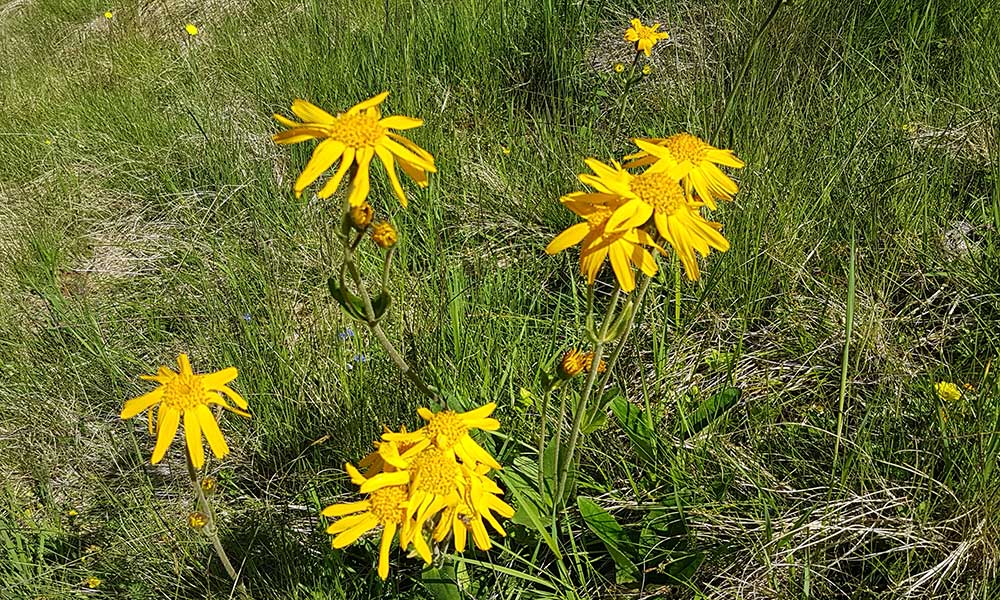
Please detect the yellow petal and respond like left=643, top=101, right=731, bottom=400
left=291, top=99, right=336, bottom=124
left=151, top=407, right=180, bottom=464
left=374, top=144, right=409, bottom=207
left=359, top=471, right=409, bottom=493
left=346, top=147, right=374, bottom=207
left=120, top=387, right=164, bottom=419
left=196, top=404, right=229, bottom=459
left=545, top=222, right=590, bottom=255
left=215, top=384, right=249, bottom=410
left=202, top=367, right=237, bottom=388
left=317, top=147, right=355, bottom=198
left=609, top=243, right=636, bottom=292
left=184, top=410, right=205, bottom=469
left=332, top=514, right=379, bottom=547
left=177, top=354, right=193, bottom=376
left=377, top=522, right=396, bottom=579
left=379, top=115, right=423, bottom=130
left=295, top=139, right=346, bottom=197
left=322, top=501, right=369, bottom=517
left=348, top=92, right=390, bottom=115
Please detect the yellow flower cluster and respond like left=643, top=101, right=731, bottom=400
left=546, top=133, right=744, bottom=290
left=321, top=403, right=513, bottom=579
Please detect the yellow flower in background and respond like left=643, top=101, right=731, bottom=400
left=84, top=577, right=102, bottom=589
left=188, top=511, right=208, bottom=529
left=624, top=19, right=668, bottom=57
left=273, top=93, right=436, bottom=206
left=121, top=354, right=250, bottom=469
left=614, top=63, right=625, bottom=73
left=624, top=134, right=744, bottom=210
left=642, top=64, right=652, bottom=75
left=185, top=23, right=199, bottom=36
left=104, top=11, right=113, bottom=19
left=322, top=463, right=412, bottom=580
left=582, top=351, right=606, bottom=373
left=935, top=381, right=960, bottom=402
left=501, top=145, right=511, bottom=155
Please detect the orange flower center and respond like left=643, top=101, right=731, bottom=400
left=163, top=374, right=206, bottom=411
left=629, top=171, right=686, bottom=215
left=368, top=485, right=408, bottom=524
left=330, top=112, right=385, bottom=148
left=663, top=133, right=708, bottom=163
left=426, top=411, right=469, bottom=449
left=410, top=447, right=458, bottom=496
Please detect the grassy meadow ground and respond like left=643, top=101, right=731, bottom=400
left=2, top=0, right=999, bottom=598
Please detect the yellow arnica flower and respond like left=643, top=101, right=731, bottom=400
left=185, top=23, right=198, bottom=36
left=624, top=19, right=668, bottom=57
left=624, top=135, right=744, bottom=210
left=323, top=463, right=413, bottom=580
left=273, top=93, right=436, bottom=206
left=120, top=354, right=250, bottom=469
left=104, top=11, right=113, bottom=19
left=935, top=381, right=961, bottom=402
left=546, top=159, right=665, bottom=291
left=432, top=464, right=514, bottom=552
left=559, top=348, right=587, bottom=378
left=382, top=403, right=502, bottom=470
left=569, top=156, right=729, bottom=281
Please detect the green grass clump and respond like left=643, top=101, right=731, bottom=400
left=1, top=0, right=998, bottom=598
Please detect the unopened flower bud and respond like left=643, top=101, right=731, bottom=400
left=188, top=512, right=209, bottom=530
left=200, top=477, right=217, bottom=495
left=371, top=222, right=397, bottom=248
left=350, top=202, right=374, bottom=231
left=558, top=349, right=586, bottom=379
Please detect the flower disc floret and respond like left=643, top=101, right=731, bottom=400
left=629, top=171, right=686, bottom=215
left=410, top=447, right=458, bottom=496
left=328, top=112, right=386, bottom=147
left=424, top=411, right=469, bottom=449
left=368, top=485, right=409, bottom=524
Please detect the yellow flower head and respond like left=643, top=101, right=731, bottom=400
left=642, top=64, right=652, bottom=75
left=120, top=354, right=250, bottom=469
left=185, top=23, right=198, bottom=36
left=614, top=63, right=625, bottom=73
left=433, top=464, right=514, bottom=552
left=84, top=577, right=102, bottom=589
left=501, top=145, right=511, bottom=155
left=104, top=11, right=113, bottom=19
left=322, top=463, right=413, bottom=580
left=371, top=221, right=398, bottom=248
left=583, top=351, right=606, bottom=374
left=624, top=19, right=668, bottom=57
left=546, top=159, right=667, bottom=291
left=273, top=93, right=436, bottom=206
left=383, top=403, right=502, bottom=470
left=559, top=348, right=587, bottom=378
left=624, top=134, right=744, bottom=210
left=200, top=477, right=217, bottom=495
left=935, top=381, right=960, bottom=402
left=188, top=511, right=208, bottom=529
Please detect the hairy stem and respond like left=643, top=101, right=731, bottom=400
left=185, top=454, right=240, bottom=585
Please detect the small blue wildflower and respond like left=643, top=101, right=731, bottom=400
left=241, top=313, right=252, bottom=322
left=337, top=327, right=355, bottom=341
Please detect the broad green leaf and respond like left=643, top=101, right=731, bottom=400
left=422, top=563, right=462, bottom=600
left=577, top=497, right=637, bottom=584
left=500, top=458, right=560, bottom=557
left=679, top=387, right=741, bottom=439
left=610, top=396, right=657, bottom=463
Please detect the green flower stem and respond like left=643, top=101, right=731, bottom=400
left=555, top=285, right=621, bottom=504
left=597, top=275, right=653, bottom=394
left=674, top=254, right=682, bottom=328
left=185, top=453, right=241, bottom=585
left=613, top=53, right=643, bottom=140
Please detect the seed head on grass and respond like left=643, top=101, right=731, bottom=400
left=624, top=134, right=745, bottom=210
left=273, top=93, right=436, bottom=206
left=624, top=19, right=668, bottom=57
left=120, top=354, right=250, bottom=469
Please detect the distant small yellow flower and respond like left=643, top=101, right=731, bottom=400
left=121, top=354, right=250, bottom=469
left=84, top=577, right=102, bottom=589
left=67, top=508, right=79, bottom=517
left=188, top=511, right=209, bottom=529
left=371, top=222, right=397, bottom=248
left=613, top=63, right=625, bottom=73
left=185, top=23, right=198, bottom=36
left=44, top=139, right=52, bottom=145
left=558, top=349, right=587, bottom=378
left=935, top=381, right=960, bottom=402
left=962, top=382, right=974, bottom=392
left=501, top=145, right=511, bottom=155
left=642, top=64, right=652, bottom=75
left=624, top=19, right=668, bottom=57
left=104, top=11, right=113, bottom=19
left=273, top=93, right=436, bottom=206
